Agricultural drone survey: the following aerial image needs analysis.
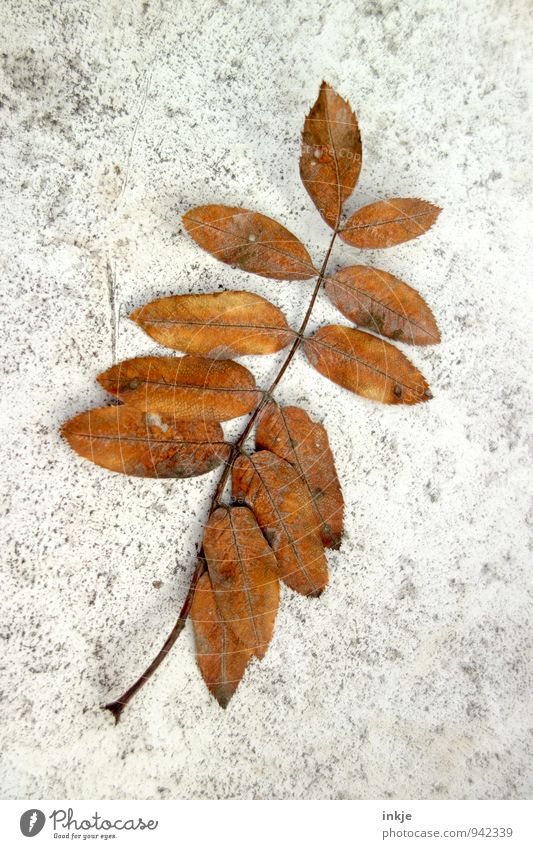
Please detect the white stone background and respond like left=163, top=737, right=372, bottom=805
left=1, top=0, right=531, bottom=800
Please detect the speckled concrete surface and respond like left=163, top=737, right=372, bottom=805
left=1, top=0, right=532, bottom=800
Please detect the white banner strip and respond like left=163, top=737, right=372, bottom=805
left=2, top=799, right=531, bottom=848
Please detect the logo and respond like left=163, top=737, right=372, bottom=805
left=20, top=810, right=46, bottom=837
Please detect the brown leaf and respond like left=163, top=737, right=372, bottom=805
left=232, top=451, right=328, bottom=597
left=304, top=325, right=431, bottom=405
left=325, top=265, right=440, bottom=345
left=61, top=406, right=230, bottom=477
left=300, top=81, right=362, bottom=229
left=191, top=571, right=253, bottom=708
left=256, top=402, right=344, bottom=549
left=131, top=290, right=296, bottom=358
left=339, top=198, right=441, bottom=248
left=182, top=205, right=316, bottom=280
left=203, top=506, right=280, bottom=658
left=98, top=355, right=260, bottom=422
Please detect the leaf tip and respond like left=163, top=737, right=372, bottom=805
left=324, top=527, right=343, bottom=550
left=95, top=368, right=109, bottom=392
left=307, top=583, right=327, bottom=599
left=213, top=687, right=233, bottom=709
left=430, top=201, right=442, bottom=218
left=418, top=199, right=442, bottom=228
left=129, top=305, right=141, bottom=325
left=59, top=416, right=74, bottom=442
left=181, top=208, right=197, bottom=235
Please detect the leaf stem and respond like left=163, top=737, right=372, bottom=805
left=102, top=228, right=338, bottom=721
left=103, top=556, right=206, bottom=723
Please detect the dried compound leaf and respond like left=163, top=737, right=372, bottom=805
left=61, top=406, right=230, bottom=477
left=183, top=205, right=316, bottom=280
left=98, top=355, right=260, bottom=422
left=232, top=451, right=328, bottom=597
left=256, top=402, right=344, bottom=549
left=131, top=290, right=296, bottom=358
left=203, top=506, right=280, bottom=658
left=304, top=325, right=431, bottom=405
left=340, top=198, right=441, bottom=248
left=325, top=265, right=440, bottom=345
left=300, top=81, right=362, bottom=229
left=60, top=81, right=446, bottom=717
left=191, top=571, right=253, bottom=708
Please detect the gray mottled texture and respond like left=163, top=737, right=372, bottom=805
left=1, top=0, right=531, bottom=800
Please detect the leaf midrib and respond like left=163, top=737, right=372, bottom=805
left=328, top=275, right=439, bottom=341
left=228, top=511, right=261, bottom=648
left=342, top=208, right=436, bottom=233
left=247, top=454, right=320, bottom=595
left=139, top=316, right=296, bottom=334
left=101, top=377, right=260, bottom=395
left=307, top=334, right=427, bottom=395
left=69, top=432, right=229, bottom=447
left=275, top=406, right=327, bottom=533
left=185, top=215, right=316, bottom=276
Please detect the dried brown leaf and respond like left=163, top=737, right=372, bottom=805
left=256, top=401, right=344, bottom=549
left=304, top=325, right=431, bottom=405
left=232, top=450, right=328, bottom=597
left=325, top=265, right=440, bottom=345
left=131, top=290, right=296, bottom=358
left=61, top=406, right=230, bottom=477
left=339, top=198, right=441, bottom=248
left=300, top=81, right=362, bottom=229
left=203, top=506, right=280, bottom=658
left=98, top=355, right=260, bottom=422
left=182, top=205, right=316, bottom=280
left=191, top=571, right=253, bottom=708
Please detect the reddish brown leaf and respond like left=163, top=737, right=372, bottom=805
left=300, top=81, right=362, bottom=229
left=59, top=82, right=449, bottom=718
left=304, top=325, right=431, bottom=405
left=325, top=265, right=440, bottom=345
left=256, top=402, right=344, bottom=549
left=131, top=290, right=295, bottom=358
left=182, top=205, right=316, bottom=280
left=203, top=506, right=280, bottom=658
left=191, top=571, right=253, bottom=708
left=232, top=451, right=328, bottom=597
left=339, top=198, right=441, bottom=248
left=98, top=355, right=260, bottom=422
left=61, top=406, right=230, bottom=477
